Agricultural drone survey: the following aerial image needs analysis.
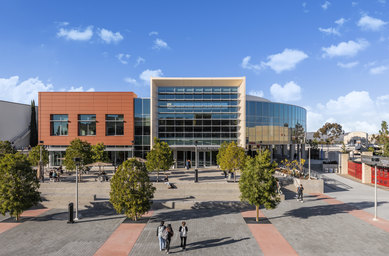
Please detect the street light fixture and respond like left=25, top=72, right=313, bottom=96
left=73, top=157, right=81, bottom=221
left=371, top=157, right=380, bottom=221
left=194, top=140, right=198, bottom=183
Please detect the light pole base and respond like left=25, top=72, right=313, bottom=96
left=373, top=217, right=378, bottom=221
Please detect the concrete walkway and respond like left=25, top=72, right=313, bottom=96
left=322, top=173, right=389, bottom=221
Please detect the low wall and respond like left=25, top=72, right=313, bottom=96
left=293, top=178, right=324, bottom=194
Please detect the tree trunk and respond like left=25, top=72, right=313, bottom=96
left=157, top=170, right=159, bottom=182
left=256, top=205, right=259, bottom=222
left=234, top=171, right=236, bottom=183
left=16, top=214, right=20, bottom=222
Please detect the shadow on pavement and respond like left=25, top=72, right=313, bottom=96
left=182, top=237, right=250, bottom=251
left=283, top=200, right=389, bottom=219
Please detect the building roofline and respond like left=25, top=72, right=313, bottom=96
left=0, top=100, right=33, bottom=107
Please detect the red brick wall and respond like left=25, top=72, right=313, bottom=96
left=38, top=92, right=136, bottom=146
left=371, top=166, right=389, bottom=187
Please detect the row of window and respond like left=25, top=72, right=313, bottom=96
left=158, top=94, right=238, bottom=100
left=159, top=119, right=239, bottom=126
left=158, top=87, right=238, bottom=93
left=159, top=126, right=238, bottom=132
left=50, top=114, right=124, bottom=136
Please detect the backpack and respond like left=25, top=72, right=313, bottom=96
left=162, top=229, right=169, bottom=240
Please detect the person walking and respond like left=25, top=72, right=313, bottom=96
left=165, top=224, right=174, bottom=254
left=157, top=221, right=166, bottom=251
left=297, top=184, right=304, bottom=202
left=179, top=221, right=188, bottom=250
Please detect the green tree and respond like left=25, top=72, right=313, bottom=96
left=216, top=141, right=229, bottom=167
left=146, top=138, right=174, bottom=181
left=64, top=138, right=92, bottom=176
left=29, top=100, right=38, bottom=147
left=0, top=153, right=41, bottom=221
left=27, top=145, right=49, bottom=166
left=239, top=149, right=279, bottom=222
left=110, top=159, right=155, bottom=221
left=91, top=142, right=109, bottom=163
left=218, top=141, right=246, bottom=182
left=314, top=122, right=343, bottom=145
left=376, top=121, right=389, bottom=156
left=0, top=141, right=16, bottom=158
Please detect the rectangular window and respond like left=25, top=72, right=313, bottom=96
left=50, top=114, right=68, bottom=136
left=106, top=114, right=124, bottom=136
left=78, top=115, right=96, bottom=136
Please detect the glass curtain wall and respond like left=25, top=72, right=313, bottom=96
left=157, top=87, right=239, bottom=146
left=134, top=98, right=150, bottom=159
left=246, top=101, right=306, bottom=147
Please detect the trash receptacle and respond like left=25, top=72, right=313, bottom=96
left=68, top=202, right=74, bottom=224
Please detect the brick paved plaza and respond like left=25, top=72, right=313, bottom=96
left=1, top=170, right=389, bottom=256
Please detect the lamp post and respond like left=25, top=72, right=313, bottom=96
left=194, top=140, right=198, bottom=183
left=308, top=146, right=311, bottom=180
left=371, top=157, right=380, bottom=221
left=73, top=157, right=81, bottom=221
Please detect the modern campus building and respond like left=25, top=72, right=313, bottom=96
left=35, top=77, right=306, bottom=167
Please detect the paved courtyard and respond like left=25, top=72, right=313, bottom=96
left=0, top=172, right=389, bottom=256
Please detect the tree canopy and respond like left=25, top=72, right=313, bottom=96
left=239, top=149, right=279, bottom=222
left=216, top=141, right=229, bottom=167
left=146, top=138, right=174, bottom=181
left=110, top=159, right=155, bottom=221
left=0, top=153, right=41, bottom=221
left=0, top=141, right=16, bottom=158
left=313, top=122, right=343, bottom=144
left=91, top=142, right=109, bottom=163
left=218, top=141, right=246, bottom=182
left=377, top=121, right=389, bottom=156
left=27, top=145, right=49, bottom=166
left=63, top=138, right=93, bottom=171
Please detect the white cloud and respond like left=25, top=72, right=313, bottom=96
left=307, top=91, right=389, bottom=133
left=319, top=27, right=340, bottom=36
left=139, top=69, right=163, bottom=84
left=270, top=81, right=302, bottom=102
left=264, top=49, right=308, bottom=73
left=116, top=53, right=131, bottom=64
left=65, top=86, right=95, bottom=92
left=378, top=0, right=386, bottom=4
left=149, top=31, right=158, bottom=36
left=241, top=56, right=263, bottom=72
left=124, top=77, right=137, bottom=85
left=248, top=90, right=264, bottom=98
left=369, top=65, right=388, bottom=75
left=322, top=39, right=369, bottom=58
left=57, top=26, right=93, bottom=41
left=153, top=38, right=169, bottom=49
left=0, top=76, right=53, bottom=104
left=335, top=18, right=346, bottom=25
left=98, top=28, right=123, bottom=44
left=357, top=15, right=387, bottom=31
left=337, top=61, right=359, bottom=68
left=135, top=57, right=145, bottom=67
left=321, top=1, right=331, bottom=10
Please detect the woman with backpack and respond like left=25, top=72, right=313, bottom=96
left=165, top=224, right=174, bottom=254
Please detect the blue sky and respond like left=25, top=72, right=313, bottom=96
left=0, top=0, right=388, bottom=133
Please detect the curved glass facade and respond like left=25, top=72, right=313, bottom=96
left=246, top=101, right=306, bottom=146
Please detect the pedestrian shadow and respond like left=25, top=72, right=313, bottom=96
left=283, top=200, right=389, bottom=219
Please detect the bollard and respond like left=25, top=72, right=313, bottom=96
left=172, top=202, right=175, bottom=209
left=194, top=169, right=198, bottom=183
left=67, top=202, right=74, bottom=224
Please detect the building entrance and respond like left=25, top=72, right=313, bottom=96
left=176, top=150, right=218, bottom=168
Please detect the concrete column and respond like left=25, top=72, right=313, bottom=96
left=362, top=162, right=372, bottom=184
left=340, top=153, right=349, bottom=175
left=49, top=152, right=53, bottom=168
left=290, top=144, right=296, bottom=160
left=173, top=150, right=177, bottom=169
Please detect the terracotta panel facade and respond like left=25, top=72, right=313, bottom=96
left=38, top=92, right=136, bottom=146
